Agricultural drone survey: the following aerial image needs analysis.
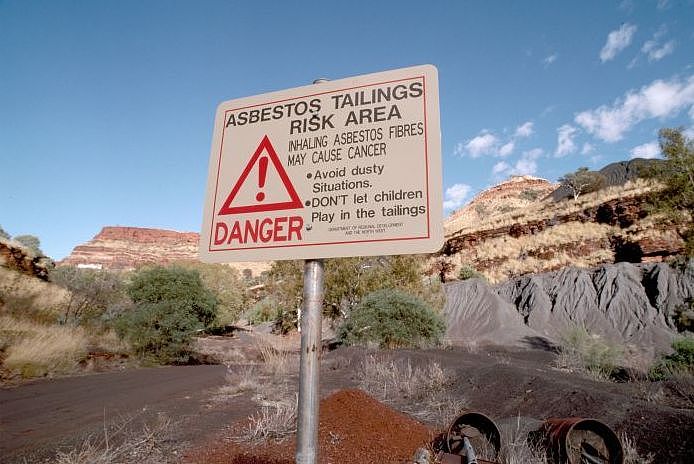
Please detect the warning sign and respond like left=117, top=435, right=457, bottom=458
left=200, top=64, right=442, bottom=262
left=218, top=136, right=303, bottom=214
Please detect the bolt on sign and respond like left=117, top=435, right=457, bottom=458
left=200, top=65, right=442, bottom=262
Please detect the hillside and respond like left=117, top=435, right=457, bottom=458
left=59, top=226, right=270, bottom=276
left=441, top=175, right=687, bottom=283
left=0, top=237, right=53, bottom=280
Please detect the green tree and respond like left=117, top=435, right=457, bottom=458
left=127, top=266, right=217, bottom=326
left=264, top=260, right=304, bottom=333
left=116, top=266, right=218, bottom=363
left=648, top=128, right=694, bottom=255
left=172, top=261, right=250, bottom=326
left=337, top=288, right=445, bottom=348
left=116, top=300, right=203, bottom=364
left=13, top=234, right=43, bottom=256
left=558, top=167, right=607, bottom=201
left=51, top=266, right=127, bottom=324
left=265, top=255, right=443, bottom=333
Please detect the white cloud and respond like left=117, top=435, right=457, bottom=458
left=492, top=149, right=542, bottom=178
left=514, top=158, right=537, bottom=176
left=630, top=141, right=661, bottom=159
left=575, top=75, right=694, bottom=142
left=657, top=0, right=670, bottom=10
left=523, top=148, right=544, bottom=160
left=492, top=161, right=510, bottom=175
left=514, top=121, right=534, bottom=138
left=499, top=142, right=515, bottom=157
left=642, top=39, right=675, bottom=62
left=555, top=124, right=578, bottom=157
left=582, top=143, right=595, bottom=155
left=458, top=132, right=498, bottom=158
left=600, top=23, right=637, bottom=62
left=443, top=183, right=472, bottom=211
left=544, top=54, right=558, bottom=65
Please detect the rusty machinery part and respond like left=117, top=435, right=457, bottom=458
left=435, top=452, right=499, bottom=464
left=542, top=418, right=624, bottom=464
left=446, top=411, right=501, bottom=463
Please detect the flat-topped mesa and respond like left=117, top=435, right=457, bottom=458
left=94, top=226, right=199, bottom=245
left=59, top=226, right=199, bottom=270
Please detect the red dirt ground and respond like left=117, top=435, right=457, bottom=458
left=187, top=389, right=433, bottom=464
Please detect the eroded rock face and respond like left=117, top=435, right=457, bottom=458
left=445, top=176, right=558, bottom=235
left=59, top=226, right=272, bottom=276
left=445, top=262, right=693, bottom=358
left=60, top=227, right=199, bottom=269
left=0, top=238, right=52, bottom=280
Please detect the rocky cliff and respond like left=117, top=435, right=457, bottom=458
left=59, top=226, right=270, bottom=276
left=445, top=175, right=558, bottom=235
left=0, top=237, right=53, bottom=280
left=444, top=262, right=693, bottom=360
left=441, top=174, right=687, bottom=283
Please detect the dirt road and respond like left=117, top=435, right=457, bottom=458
left=0, top=365, right=228, bottom=462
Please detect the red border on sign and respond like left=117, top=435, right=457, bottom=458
left=208, top=74, right=432, bottom=252
left=217, top=135, right=304, bottom=214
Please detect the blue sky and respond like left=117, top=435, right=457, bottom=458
left=1, top=0, right=693, bottom=259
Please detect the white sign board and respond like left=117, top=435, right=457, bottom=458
left=200, top=65, right=442, bottom=262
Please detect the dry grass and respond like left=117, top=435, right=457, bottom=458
left=54, top=413, right=174, bottom=464
left=555, top=326, right=623, bottom=381
left=356, top=355, right=463, bottom=428
left=471, top=249, right=614, bottom=284
left=0, top=267, right=69, bottom=322
left=620, top=432, right=654, bottom=464
left=1, top=315, right=89, bottom=378
left=446, top=179, right=657, bottom=237
left=234, top=396, right=298, bottom=443
left=253, top=333, right=299, bottom=376
left=213, top=366, right=260, bottom=401
left=497, top=416, right=548, bottom=464
left=469, top=222, right=616, bottom=263
left=450, top=221, right=617, bottom=283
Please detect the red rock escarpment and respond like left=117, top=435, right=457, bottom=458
left=59, top=227, right=200, bottom=269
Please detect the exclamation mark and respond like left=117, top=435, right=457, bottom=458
left=256, top=157, right=268, bottom=202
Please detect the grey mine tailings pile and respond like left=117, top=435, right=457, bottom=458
left=444, top=262, right=693, bottom=360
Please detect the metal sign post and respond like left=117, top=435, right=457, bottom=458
left=295, top=258, right=324, bottom=464
left=295, top=78, right=328, bottom=464
left=199, top=65, right=442, bottom=464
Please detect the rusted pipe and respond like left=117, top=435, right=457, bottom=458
left=542, top=418, right=623, bottom=464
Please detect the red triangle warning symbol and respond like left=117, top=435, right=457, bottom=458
left=218, top=135, right=303, bottom=215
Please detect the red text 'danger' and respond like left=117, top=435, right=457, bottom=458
left=214, top=216, right=304, bottom=246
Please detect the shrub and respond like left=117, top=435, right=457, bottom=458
left=13, top=234, right=45, bottom=257
left=458, top=263, right=484, bottom=280
left=116, top=300, right=202, bottom=364
left=265, top=255, right=444, bottom=333
left=649, top=335, right=694, bottom=380
left=337, top=289, right=445, bottom=348
left=520, top=189, right=540, bottom=202
left=556, top=326, right=622, bottom=380
left=172, top=261, right=249, bottom=326
left=558, top=167, right=607, bottom=201
left=117, top=266, right=218, bottom=363
left=246, top=297, right=280, bottom=324
left=50, top=266, right=127, bottom=325
left=127, top=266, right=217, bottom=327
